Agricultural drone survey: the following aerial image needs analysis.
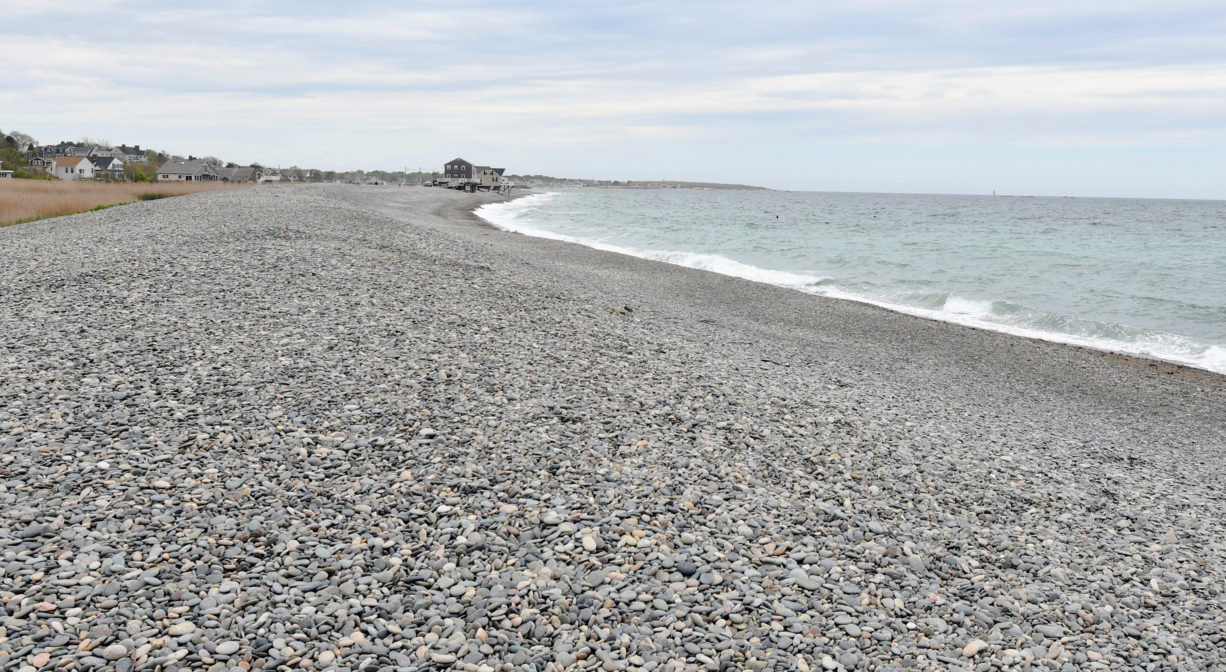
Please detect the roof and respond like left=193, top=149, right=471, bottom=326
left=157, top=159, right=214, bottom=176
left=446, top=157, right=472, bottom=166
left=55, top=156, right=88, bottom=167
left=218, top=166, right=259, bottom=181
left=92, top=157, right=121, bottom=169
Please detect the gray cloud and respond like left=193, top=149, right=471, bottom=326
left=3, top=1, right=1224, bottom=196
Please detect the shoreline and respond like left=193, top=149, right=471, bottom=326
left=2, top=184, right=1224, bottom=670
left=474, top=190, right=1226, bottom=382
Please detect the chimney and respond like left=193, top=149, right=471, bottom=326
left=188, top=155, right=195, bottom=160
left=134, top=145, right=140, bottom=151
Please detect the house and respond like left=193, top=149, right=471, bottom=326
left=39, top=142, right=79, bottom=158
left=157, top=158, right=218, bottom=182
left=115, top=144, right=146, bottom=163
left=218, top=166, right=263, bottom=183
left=28, top=156, right=51, bottom=172
left=0, top=161, right=12, bottom=179
left=474, top=166, right=506, bottom=189
left=51, top=156, right=95, bottom=181
left=443, top=158, right=473, bottom=181
left=90, top=156, right=126, bottom=181
left=437, top=158, right=512, bottom=192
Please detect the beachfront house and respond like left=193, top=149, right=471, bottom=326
left=475, top=166, right=505, bottom=189
left=439, top=158, right=510, bottom=192
left=443, top=158, right=473, bottom=182
left=0, top=161, right=12, bottom=179
left=52, top=156, right=96, bottom=181
left=28, top=156, right=50, bottom=172
left=157, top=158, right=219, bottom=182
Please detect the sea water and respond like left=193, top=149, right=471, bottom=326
left=476, top=189, right=1226, bottom=375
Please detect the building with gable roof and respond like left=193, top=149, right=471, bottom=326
left=157, top=158, right=219, bottom=182
left=443, top=157, right=473, bottom=181
left=90, top=156, right=126, bottom=181
left=218, top=166, right=263, bottom=183
left=51, top=156, right=95, bottom=181
left=439, top=158, right=511, bottom=192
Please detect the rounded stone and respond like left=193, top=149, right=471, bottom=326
left=963, top=639, right=988, bottom=658
left=168, top=622, right=196, bottom=636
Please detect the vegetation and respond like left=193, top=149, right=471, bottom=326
left=1, top=124, right=445, bottom=189
left=0, top=180, right=241, bottom=228
left=1, top=133, right=31, bottom=176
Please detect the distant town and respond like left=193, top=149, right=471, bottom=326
left=0, top=128, right=422, bottom=185
left=0, top=127, right=765, bottom=190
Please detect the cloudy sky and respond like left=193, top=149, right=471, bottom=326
left=5, top=1, right=1225, bottom=197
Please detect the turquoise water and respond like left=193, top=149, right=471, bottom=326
left=476, top=189, right=1226, bottom=374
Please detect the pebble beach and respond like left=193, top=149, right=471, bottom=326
left=2, top=185, right=1224, bottom=671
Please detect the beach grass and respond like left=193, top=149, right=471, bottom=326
left=0, top=179, right=242, bottom=227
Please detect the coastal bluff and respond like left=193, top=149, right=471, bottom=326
left=1, top=185, right=1223, bottom=671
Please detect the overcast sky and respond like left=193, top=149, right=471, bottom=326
left=5, top=1, right=1225, bottom=198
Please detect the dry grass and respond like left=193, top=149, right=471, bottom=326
left=0, top=180, right=244, bottom=227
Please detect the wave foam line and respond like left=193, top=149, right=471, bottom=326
left=476, top=198, right=1226, bottom=375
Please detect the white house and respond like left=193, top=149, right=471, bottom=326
left=90, top=156, right=126, bottom=181
left=52, top=156, right=95, bottom=181
left=0, top=160, right=12, bottom=179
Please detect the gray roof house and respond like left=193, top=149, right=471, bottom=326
left=38, top=142, right=79, bottom=157
left=115, top=144, right=146, bottom=161
left=218, top=166, right=263, bottom=183
left=90, top=156, right=126, bottom=180
left=157, top=158, right=219, bottom=182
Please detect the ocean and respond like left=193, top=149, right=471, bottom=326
left=476, top=189, right=1226, bottom=375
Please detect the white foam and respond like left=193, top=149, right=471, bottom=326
left=831, top=295, right=1226, bottom=375
left=474, top=192, right=561, bottom=238
left=476, top=196, right=1226, bottom=376
left=477, top=195, right=829, bottom=290
left=639, top=250, right=827, bottom=290
left=942, top=295, right=995, bottom=318
left=1200, top=346, right=1226, bottom=373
